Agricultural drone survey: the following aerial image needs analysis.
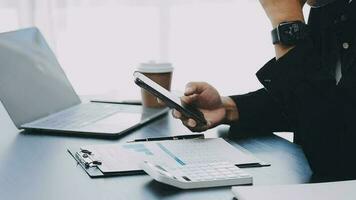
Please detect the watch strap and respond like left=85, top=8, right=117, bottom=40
left=271, top=21, right=308, bottom=45
left=271, top=28, right=279, bottom=45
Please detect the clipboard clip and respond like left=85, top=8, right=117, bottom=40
left=75, top=148, right=102, bottom=169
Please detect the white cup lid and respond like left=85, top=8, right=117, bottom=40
left=137, top=61, right=173, bottom=73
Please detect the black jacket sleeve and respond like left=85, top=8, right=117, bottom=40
left=228, top=39, right=315, bottom=136
left=229, top=88, right=294, bottom=135
left=231, top=34, right=356, bottom=178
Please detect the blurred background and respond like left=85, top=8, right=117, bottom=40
left=0, top=0, right=310, bottom=99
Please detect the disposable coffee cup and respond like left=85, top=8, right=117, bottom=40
left=136, top=61, right=173, bottom=108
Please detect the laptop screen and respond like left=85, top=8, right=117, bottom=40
left=0, top=27, right=81, bottom=128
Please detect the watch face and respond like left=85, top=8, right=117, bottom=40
left=279, top=22, right=302, bottom=45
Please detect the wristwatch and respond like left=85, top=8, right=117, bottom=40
left=271, top=21, right=309, bottom=46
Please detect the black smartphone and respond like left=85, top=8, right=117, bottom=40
left=134, top=72, right=207, bottom=126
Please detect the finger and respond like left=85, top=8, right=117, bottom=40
left=181, top=118, right=209, bottom=132
left=182, top=119, right=195, bottom=128
left=185, top=82, right=207, bottom=96
left=187, top=118, right=197, bottom=128
left=172, top=109, right=182, bottom=119
left=183, top=122, right=208, bottom=132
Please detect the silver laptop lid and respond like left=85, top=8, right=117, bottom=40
left=0, top=27, right=81, bottom=128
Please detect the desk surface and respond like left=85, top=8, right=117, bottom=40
left=0, top=103, right=313, bottom=200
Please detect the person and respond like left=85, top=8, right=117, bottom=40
left=169, top=0, right=356, bottom=181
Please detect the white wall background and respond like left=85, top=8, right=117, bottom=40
left=0, top=0, right=310, bottom=99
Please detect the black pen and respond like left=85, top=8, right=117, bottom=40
left=127, top=134, right=204, bottom=143
left=91, top=99, right=142, bottom=105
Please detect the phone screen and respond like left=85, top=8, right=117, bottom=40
left=135, top=72, right=181, bottom=105
left=134, top=72, right=207, bottom=125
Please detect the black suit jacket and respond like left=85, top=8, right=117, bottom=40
left=230, top=0, right=356, bottom=181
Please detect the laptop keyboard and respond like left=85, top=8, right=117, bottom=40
left=32, top=103, right=130, bottom=129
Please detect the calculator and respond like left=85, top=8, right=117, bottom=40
left=140, top=161, right=253, bottom=189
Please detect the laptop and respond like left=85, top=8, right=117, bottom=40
left=0, top=27, right=168, bottom=137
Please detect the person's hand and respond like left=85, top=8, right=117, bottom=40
left=172, top=82, right=225, bottom=132
left=170, top=82, right=238, bottom=132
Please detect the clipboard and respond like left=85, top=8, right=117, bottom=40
left=68, top=135, right=270, bottom=178
left=68, top=147, right=144, bottom=177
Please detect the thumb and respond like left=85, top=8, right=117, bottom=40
left=181, top=94, right=198, bottom=105
left=185, top=82, right=207, bottom=96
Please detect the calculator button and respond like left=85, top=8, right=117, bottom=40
left=182, top=176, right=191, bottom=181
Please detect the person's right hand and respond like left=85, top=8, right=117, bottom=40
left=171, top=82, right=228, bottom=132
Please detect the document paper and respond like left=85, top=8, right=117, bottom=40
left=82, top=138, right=265, bottom=174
